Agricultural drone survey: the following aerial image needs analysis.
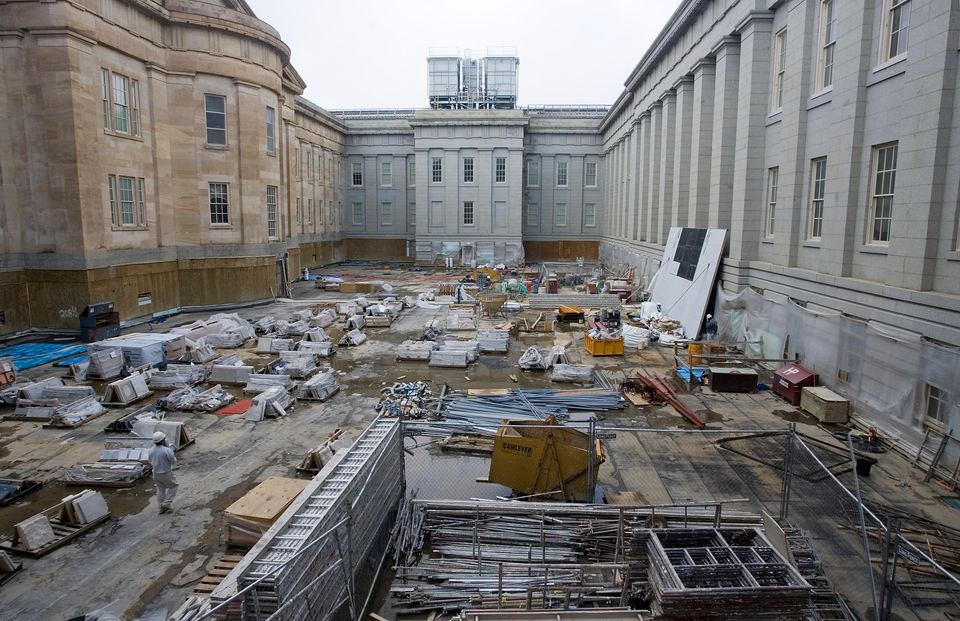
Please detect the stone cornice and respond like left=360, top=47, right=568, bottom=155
left=710, top=35, right=741, bottom=58
left=735, top=10, right=775, bottom=35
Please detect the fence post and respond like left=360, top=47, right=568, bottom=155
left=847, top=433, right=881, bottom=621
left=880, top=518, right=902, bottom=621
left=779, top=423, right=795, bottom=519
left=587, top=419, right=597, bottom=501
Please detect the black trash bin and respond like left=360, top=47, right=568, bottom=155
left=855, top=456, right=877, bottom=477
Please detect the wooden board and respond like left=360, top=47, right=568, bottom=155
left=191, top=555, right=244, bottom=596
left=224, top=476, right=310, bottom=522
left=624, top=391, right=651, bottom=406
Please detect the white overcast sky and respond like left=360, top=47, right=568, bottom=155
left=246, top=0, right=682, bottom=110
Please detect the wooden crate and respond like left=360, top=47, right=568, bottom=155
left=800, top=386, right=849, bottom=423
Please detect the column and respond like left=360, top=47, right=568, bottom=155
left=645, top=102, right=663, bottom=243
left=707, top=37, right=741, bottom=231
left=729, top=12, right=774, bottom=262
left=657, top=90, right=676, bottom=245
left=672, top=77, right=694, bottom=230
left=688, top=58, right=716, bottom=228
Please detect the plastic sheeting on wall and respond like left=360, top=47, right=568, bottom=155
left=715, top=286, right=960, bottom=457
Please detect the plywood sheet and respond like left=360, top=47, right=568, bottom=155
left=224, top=477, right=310, bottom=522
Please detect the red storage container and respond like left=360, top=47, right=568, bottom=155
left=773, top=363, right=818, bottom=406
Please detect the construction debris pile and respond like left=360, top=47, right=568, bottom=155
left=387, top=500, right=789, bottom=616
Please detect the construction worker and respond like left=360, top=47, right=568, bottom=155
left=149, top=431, right=178, bottom=514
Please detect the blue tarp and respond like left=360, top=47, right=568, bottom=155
left=0, top=343, right=88, bottom=371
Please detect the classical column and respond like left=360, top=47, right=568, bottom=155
left=688, top=58, right=715, bottom=228
left=671, top=76, right=694, bottom=230
left=729, top=12, right=774, bottom=263
left=657, top=89, right=676, bottom=245
left=645, top=101, right=663, bottom=244
left=707, top=36, right=740, bottom=232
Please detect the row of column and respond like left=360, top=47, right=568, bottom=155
left=602, top=15, right=775, bottom=264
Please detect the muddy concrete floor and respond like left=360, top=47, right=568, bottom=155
left=0, top=264, right=957, bottom=620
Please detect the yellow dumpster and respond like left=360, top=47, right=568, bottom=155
left=487, top=416, right=605, bottom=502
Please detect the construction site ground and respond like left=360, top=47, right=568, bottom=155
left=0, top=264, right=956, bottom=620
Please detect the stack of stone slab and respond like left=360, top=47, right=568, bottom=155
left=429, top=340, right=480, bottom=368
left=397, top=340, right=437, bottom=361
left=244, top=386, right=296, bottom=421
left=446, top=308, right=477, bottom=331
left=256, top=338, right=294, bottom=354
left=312, top=308, right=337, bottom=328
left=477, top=329, right=510, bottom=353
left=243, top=375, right=293, bottom=395
left=300, top=327, right=330, bottom=342
left=270, top=352, right=317, bottom=378
left=294, top=371, right=340, bottom=402
left=338, top=329, right=367, bottom=347
left=208, top=355, right=254, bottom=385
left=147, top=364, right=208, bottom=390
left=158, top=385, right=234, bottom=412
left=253, top=316, right=277, bottom=334
left=100, top=372, right=153, bottom=406
left=296, top=340, right=335, bottom=357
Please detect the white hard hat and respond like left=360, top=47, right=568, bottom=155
left=152, top=431, right=166, bottom=443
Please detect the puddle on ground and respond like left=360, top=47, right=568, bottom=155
left=771, top=409, right=817, bottom=425
left=0, top=478, right=152, bottom=533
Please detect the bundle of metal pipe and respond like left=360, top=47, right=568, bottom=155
left=388, top=499, right=766, bottom=616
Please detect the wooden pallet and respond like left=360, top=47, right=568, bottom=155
left=0, top=513, right=110, bottom=559
left=41, top=408, right=107, bottom=429
left=192, top=555, right=245, bottom=596
left=0, top=564, right=23, bottom=588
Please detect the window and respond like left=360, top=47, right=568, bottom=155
left=107, top=175, right=147, bottom=227
left=380, top=161, right=392, bottom=187
left=924, top=384, right=948, bottom=427
left=408, top=160, right=416, bottom=186
left=555, top=203, right=567, bottom=227
left=527, top=203, right=539, bottom=226
left=817, top=0, right=837, bottom=90
left=319, top=199, right=324, bottom=224
left=585, top=162, right=597, bottom=187
left=495, top=157, right=506, bottom=183
left=351, top=202, right=364, bottom=226
left=295, top=197, right=301, bottom=223
left=809, top=158, right=827, bottom=239
left=556, top=162, right=568, bottom=187
left=295, top=149, right=300, bottom=180
left=266, top=106, right=276, bottom=154
left=351, top=162, right=363, bottom=186
left=205, top=94, right=227, bottom=145
left=463, top=201, right=475, bottom=226
left=766, top=167, right=779, bottom=237
left=381, top=202, right=393, bottom=226
left=101, top=70, right=140, bottom=136
left=307, top=198, right=313, bottom=224
left=266, top=185, right=278, bottom=239
left=882, top=0, right=911, bottom=62
left=773, top=29, right=787, bottom=111
left=869, top=143, right=898, bottom=244
left=101, top=69, right=111, bottom=130
left=208, top=182, right=229, bottom=225
left=527, top=160, right=540, bottom=187
left=408, top=202, right=416, bottom=228
left=463, top=157, right=474, bottom=183
left=584, top=203, right=597, bottom=227
left=432, top=156, right=443, bottom=183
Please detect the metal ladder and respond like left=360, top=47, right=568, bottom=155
left=244, top=418, right=397, bottom=579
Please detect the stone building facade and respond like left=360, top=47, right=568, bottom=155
left=0, top=0, right=345, bottom=333
left=599, top=0, right=960, bottom=349
left=1, top=0, right=958, bottom=385
left=338, top=108, right=606, bottom=264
